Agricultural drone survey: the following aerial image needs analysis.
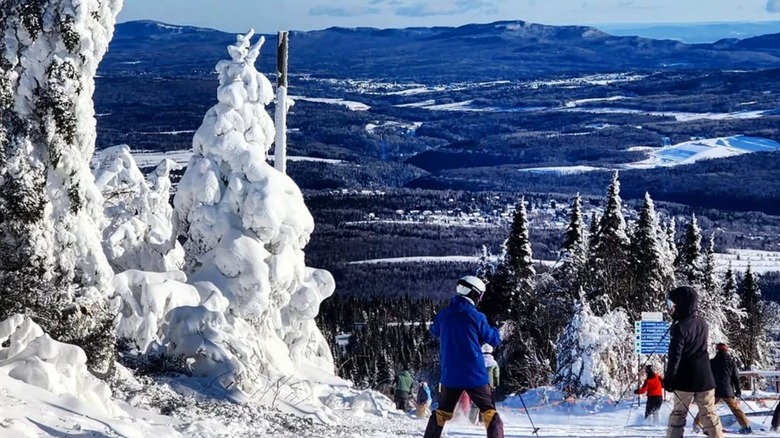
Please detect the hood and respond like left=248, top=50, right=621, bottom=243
left=669, top=286, right=699, bottom=321
left=451, top=295, right=475, bottom=310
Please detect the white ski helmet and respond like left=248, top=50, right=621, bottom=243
left=456, top=275, right=486, bottom=296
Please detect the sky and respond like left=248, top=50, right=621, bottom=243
left=118, top=0, right=780, bottom=33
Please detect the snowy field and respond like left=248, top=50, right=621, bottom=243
left=3, top=370, right=777, bottom=438
left=515, top=136, right=780, bottom=174
left=348, top=250, right=780, bottom=274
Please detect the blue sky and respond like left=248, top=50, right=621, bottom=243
left=118, top=0, right=780, bottom=33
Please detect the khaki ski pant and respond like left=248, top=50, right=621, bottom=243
left=666, top=389, right=723, bottom=438
left=694, top=397, right=750, bottom=429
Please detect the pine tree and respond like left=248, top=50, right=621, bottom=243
left=675, top=214, right=703, bottom=284
left=736, top=265, right=769, bottom=369
left=505, top=197, right=536, bottom=309
left=627, top=193, right=674, bottom=319
left=665, top=218, right=679, bottom=271
left=721, top=263, right=746, bottom=364
left=587, top=171, right=631, bottom=314
left=558, top=193, right=589, bottom=301
left=0, top=0, right=123, bottom=374
left=698, top=233, right=729, bottom=347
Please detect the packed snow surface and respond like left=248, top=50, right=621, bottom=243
left=289, top=95, right=370, bottom=111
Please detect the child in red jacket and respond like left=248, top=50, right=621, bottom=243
left=635, top=364, right=664, bottom=423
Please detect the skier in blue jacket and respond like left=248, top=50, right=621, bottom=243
left=424, top=275, right=504, bottom=438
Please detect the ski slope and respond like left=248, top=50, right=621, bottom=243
left=626, top=135, right=780, bottom=169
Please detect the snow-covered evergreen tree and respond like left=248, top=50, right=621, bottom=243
left=476, top=244, right=495, bottom=283
left=173, top=31, right=335, bottom=380
left=627, top=193, right=674, bottom=318
left=94, top=146, right=184, bottom=272
left=697, top=233, right=729, bottom=348
left=735, top=265, right=771, bottom=369
left=0, top=0, right=123, bottom=373
left=675, top=214, right=703, bottom=284
left=558, top=193, right=588, bottom=300
left=587, top=171, right=630, bottom=314
left=505, top=197, right=536, bottom=308
left=554, top=290, right=635, bottom=397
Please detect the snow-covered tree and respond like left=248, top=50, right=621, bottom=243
left=735, top=265, right=771, bottom=369
left=697, top=233, right=729, bottom=348
left=587, top=171, right=630, bottom=314
left=94, top=146, right=184, bottom=272
left=505, top=197, right=536, bottom=307
left=627, top=193, right=674, bottom=318
left=173, top=31, right=335, bottom=380
left=558, top=193, right=588, bottom=299
left=554, top=290, right=635, bottom=397
left=0, top=0, right=123, bottom=373
left=675, top=214, right=703, bottom=284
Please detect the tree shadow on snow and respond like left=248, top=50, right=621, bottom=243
left=27, top=417, right=114, bottom=438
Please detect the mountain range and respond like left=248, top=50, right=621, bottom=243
left=103, top=20, right=780, bottom=82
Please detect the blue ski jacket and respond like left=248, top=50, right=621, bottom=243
left=431, top=295, right=501, bottom=389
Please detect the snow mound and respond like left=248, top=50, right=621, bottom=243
left=0, top=315, right=119, bottom=416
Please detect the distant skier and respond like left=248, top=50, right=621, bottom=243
left=693, top=343, right=751, bottom=434
left=664, top=286, right=724, bottom=438
left=394, top=367, right=414, bottom=411
left=424, top=275, right=504, bottom=438
left=635, top=364, right=663, bottom=423
left=416, top=380, right=432, bottom=418
left=469, top=344, right=500, bottom=424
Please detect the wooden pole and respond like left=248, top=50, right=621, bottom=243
left=274, top=31, right=289, bottom=174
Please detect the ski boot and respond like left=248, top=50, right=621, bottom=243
left=738, top=426, right=752, bottom=434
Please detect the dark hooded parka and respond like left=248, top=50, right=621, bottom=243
left=664, top=286, right=716, bottom=393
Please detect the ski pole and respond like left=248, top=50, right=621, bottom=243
left=614, top=323, right=673, bottom=407
left=738, top=396, right=758, bottom=414
left=517, top=390, right=540, bottom=437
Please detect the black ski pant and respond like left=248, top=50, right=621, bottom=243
left=424, top=384, right=504, bottom=438
left=772, top=401, right=780, bottom=431
left=645, top=395, right=663, bottom=419
left=394, top=390, right=410, bottom=411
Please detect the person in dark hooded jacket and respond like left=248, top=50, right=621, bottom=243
left=694, top=343, right=751, bottom=434
left=664, top=285, right=724, bottom=438
left=424, top=275, right=503, bottom=438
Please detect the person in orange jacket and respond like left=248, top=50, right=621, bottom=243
left=635, top=364, right=664, bottom=423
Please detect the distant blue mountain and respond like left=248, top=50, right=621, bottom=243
left=103, top=20, right=780, bottom=81
left=599, top=21, right=780, bottom=43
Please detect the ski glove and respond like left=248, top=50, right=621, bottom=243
left=735, top=390, right=741, bottom=398
left=662, top=377, right=674, bottom=392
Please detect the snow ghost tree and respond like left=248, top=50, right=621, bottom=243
left=94, top=145, right=184, bottom=272
left=554, top=291, right=635, bottom=397
left=174, top=31, right=336, bottom=381
left=0, top=0, right=124, bottom=373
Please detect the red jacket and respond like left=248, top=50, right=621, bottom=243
left=638, top=374, right=664, bottom=397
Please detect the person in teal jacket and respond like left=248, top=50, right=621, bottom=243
left=424, top=275, right=504, bottom=438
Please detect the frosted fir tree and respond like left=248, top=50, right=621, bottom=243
left=173, top=31, right=336, bottom=380
left=735, top=265, right=771, bottom=369
left=476, top=244, right=496, bottom=283
left=505, top=197, right=536, bottom=305
left=664, top=218, right=679, bottom=274
left=558, top=193, right=589, bottom=299
left=94, top=146, right=184, bottom=272
left=697, top=233, right=730, bottom=349
left=554, top=290, right=635, bottom=397
left=588, top=171, right=630, bottom=314
left=627, top=193, right=674, bottom=318
left=675, top=214, right=704, bottom=284
left=0, top=0, right=123, bottom=373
